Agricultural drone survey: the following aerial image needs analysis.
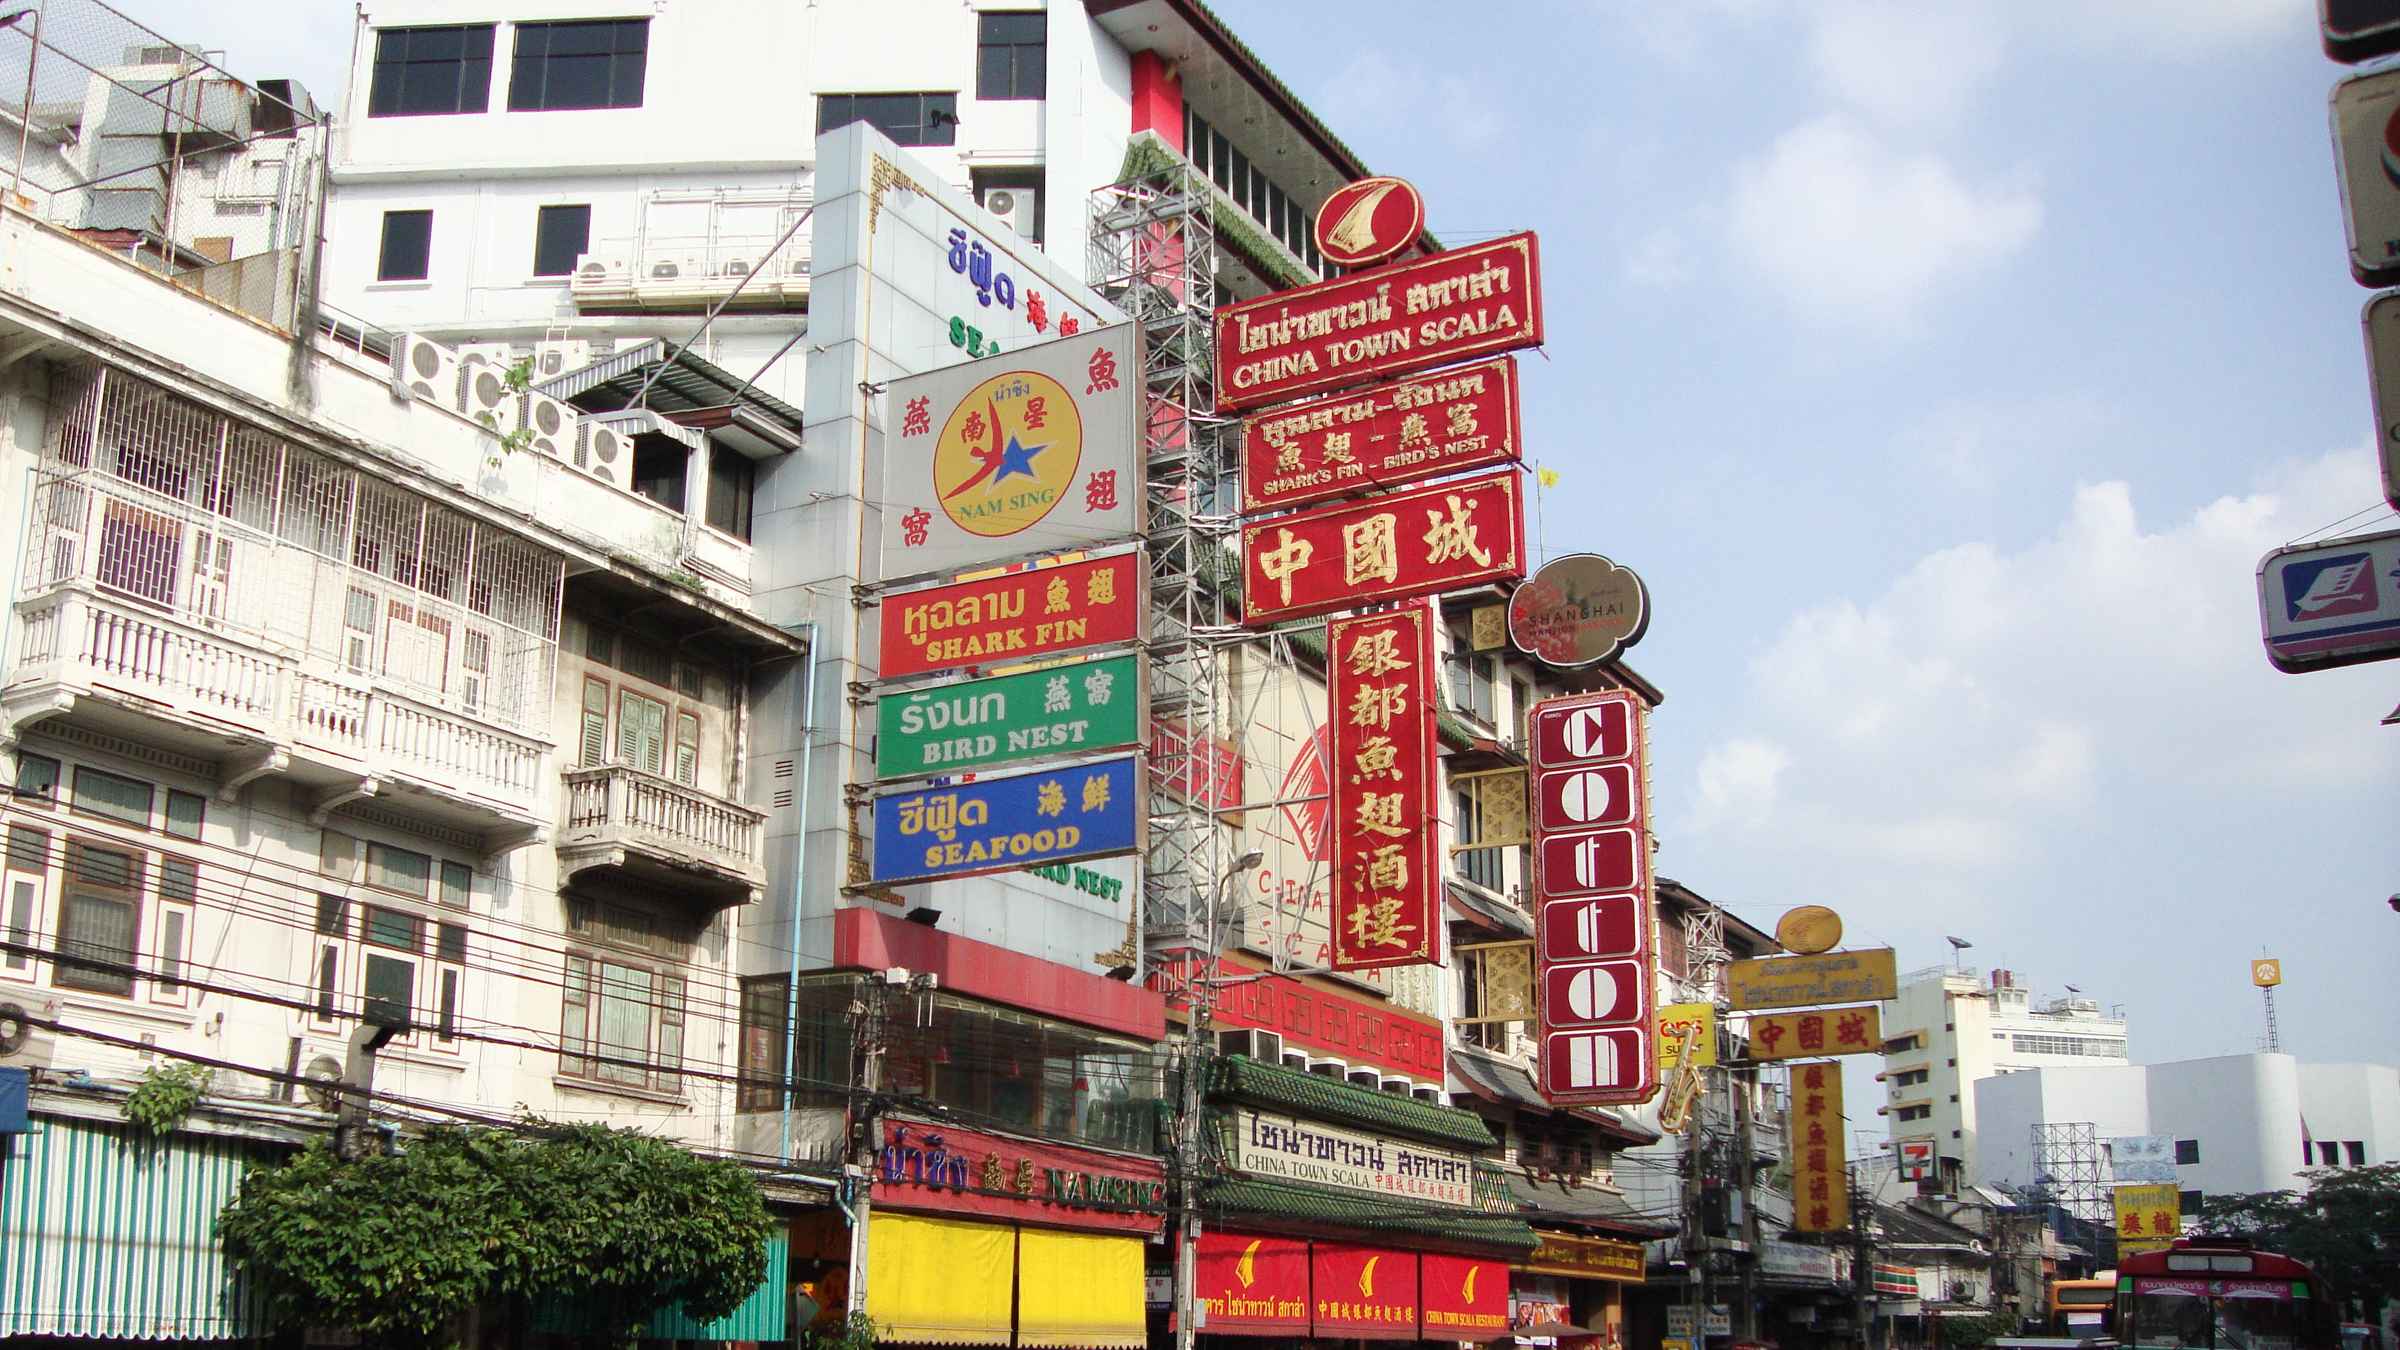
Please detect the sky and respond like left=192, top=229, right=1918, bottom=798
left=140, top=1, right=2400, bottom=1072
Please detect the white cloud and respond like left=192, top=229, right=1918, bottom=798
left=2014, top=0, right=2312, bottom=58
left=1697, top=738, right=1791, bottom=824
left=1723, top=114, right=2041, bottom=327
left=1623, top=226, right=1693, bottom=287
left=1313, top=49, right=1500, bottom=153
left=1806, top=1, right=2005, bottom=131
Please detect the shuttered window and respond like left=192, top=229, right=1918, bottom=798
left=562, top=955, right=592, bottom=1075
left=581, top=677, right=610, bottom=766
left=618, top=691, right=666, bottom=776
left=673, top=712, right=700, bottom=786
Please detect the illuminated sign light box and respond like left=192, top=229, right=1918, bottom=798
left=874, top=653, right=1144, bottom=780
left=869, top=756, right=1142, bottom=885
left=1238, top=356, right=1523, bottom=516
left=1326, top=604, right=1441, bottom=972
left=877, top=552, right=1146, bottom=680
left=1240, top=471, right=1526, bottom=626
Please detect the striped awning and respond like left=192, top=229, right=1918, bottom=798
left=0, top=1112, right=273, bottom=1340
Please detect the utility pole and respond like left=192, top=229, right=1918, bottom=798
left=1851, top=1161, right=1875, bottom=1350
left=1684, top=1091, right=1710, bottom=1348
left=845, top=973, right=893, bottom=1319
left=1734, top=1067, right=1759, bottom=1342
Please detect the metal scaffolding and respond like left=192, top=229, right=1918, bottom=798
left=2032, top=1120, right=2108, bottom=1225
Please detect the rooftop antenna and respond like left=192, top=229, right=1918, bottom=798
left=1944, top=935, right=1972, bottom=972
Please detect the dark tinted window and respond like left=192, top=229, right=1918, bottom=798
left=378, top=210, right=433, bottom=281
left=368, top=25, right=495, bottom=117
left=533, top=204, right=592, bottom=276
left=819, top=93, right=957, bottom=147
left=706, top=445, right=755, bottom=541
left=976, top=12, right=1045, bottom=100
left=2174, top=1138, right=2200, bottom=1165
left=508, top=19, right=648, bottom=111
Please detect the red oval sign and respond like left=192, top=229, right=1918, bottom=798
left=1313, top=175, right=1426, bottom=268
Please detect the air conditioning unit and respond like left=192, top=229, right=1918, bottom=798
left=576, top=421, right=633, bottom=491
left=513, top=390, right=574, bottom=459
left=1380, top=1075, right=1413, bottom=1096
left=1307, top=1057, right=1346, bottom=1080
left=455, top=356, right=515, bottom=429
left=531, top=339, right=592, bottom=379
left=389, top=334, right=462, bottom=405
left=572, top=252, right=634, bottom=302
left=981, top=185, right=1040, bottom=239
left=0, top=1000, right=56, bottom=1070
left=719, top=255, right=753, bottom=279
left=1411, top=1085, right=1444, bottom=1105
left=1217, top=1028, right=1282, bottom=1064
left=1346, top=1067, right=1382, bottom=1091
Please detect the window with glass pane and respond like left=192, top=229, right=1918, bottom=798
left=315, top=893, right=348, bottom=937
left=976, top=12, right=1045, bottom=100
left=532, top=203, right=591, bottom=276
left=364, top=906, right=424, bottom=951
left=378, top=210, right=433, bottom=282
left=706, top=445, right=755, bottom=540
left=436, top=922, right=467, bottom=963
left=5, top=876, right=39, bottom=972
left=368, top=25, right=495, bottom=117
left=618, top=691, right=667, bottom=775
left=6, top=824, right=49, bottom=873
left=738, top=976, right=790, bottom=1112
left=817, top=93, right=957, bottom=147
left=13, top=754, right=59, bottom=806
left=438, top=861, right=472, bottom=909
left=315, top=946, right=339, bottom=1018
left=363, top=952, right=413, bottom=1027
left=164, top=790, right=205, bottom=840
left=367, top=843, right=432, bottom=898
left=580, top=678, right=610, bottom=766
left=595, top=961, right=653, bottom=1085
left=70, top=766, right=152, bottom=827
left=158, top=908, right=188, bottom=991
left=437, top=969, right=460, bottom=1042
left=56, top=842, right=140, bottom=994
left=508, top=19, right=649, bottom=111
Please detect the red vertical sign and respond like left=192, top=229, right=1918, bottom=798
left=1326, top=603, right=1440, bottom=971
left=1530, top=690, right=1658, bottom=1105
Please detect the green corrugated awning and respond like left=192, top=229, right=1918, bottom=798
left=532, top=1234, right=788, bottom=1341
left=0, top=1113, right=274, bottom=1340
left=1205, top=1054, right=1495, bottom=1150
left=1203, top=1176, right=1539, bottom=1253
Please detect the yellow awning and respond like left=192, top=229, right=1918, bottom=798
left=867, top=1212, right=1016, bottom=1346
left=1016, top=1229, right=1147, bottom=1350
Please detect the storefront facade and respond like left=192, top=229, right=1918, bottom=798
left=864, top=1116, right=1169, bottom=1349
left=1515, top=1230, right=1646, bottom=1348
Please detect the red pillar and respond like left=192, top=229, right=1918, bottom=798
left=1130, top=50, right=1184, bottom=150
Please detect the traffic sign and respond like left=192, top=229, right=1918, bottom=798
left=2358, top=293, right=2400, bottom=509
left=2255, top=525, right=2400, bottom=672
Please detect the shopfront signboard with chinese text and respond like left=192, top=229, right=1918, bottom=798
left=2114, top=1183, right=2182, bottom=1256
left=870, top=756, right=1140, bottom=885
left=1327, top=604, right=1440, bottom=970
left=1739, top=1005, right=1882, bottom=1062
left=874, top=1120, right=1167, bottom=1236
left=1724, top=949, right=1899, bottom=1011
left=1226, top=1109, right=1476, bottom=1207
left=881, top=323, right=1142, bottom=577
left=878, top=552, right=1144, bottom=680
left=1518, top=1231, right=1646, bottom=1283
left=875, top=654, right=1143, bottom=779
left=1420, top=1254, right=1509, bottom=1338
left=1791, top=1062, right=1850, bottom=1233
left=1195, top=1231, right=1310, bottom=1335
left=1216, top=232, right=1543, bottom=412
left=1311, top=1242, right=1422, bottom=1341
left=1532, top=689, right=1657, bottom=1106
left=1239, top=357, right=1522, bottom=515
left=1242, top=471, right=1525, bottom=626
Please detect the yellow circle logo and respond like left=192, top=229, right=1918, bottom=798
left=931, top=370, right=1083, bottom=538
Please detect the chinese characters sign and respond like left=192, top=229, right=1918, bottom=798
left=1724, top=949, right=1898, bottom=1011
left=1739, top=1005, right=1882, bottom=1062
left=875, top=1121, right=1167, bottom=1236
left=1227, top=1110, right=1478, bottom=1208
left=1791, top=1062, right=1850, bottom=1233
left=1215, top=232, right=1543, bottom=412
left=2114, top=1182, right=2182, bottom=1256
left=878, top=553, right=1143, bottom=679
left=1242, top=471, right=1525, bottom=625
left=1238, top=356, right=1522, bottom=514
left=1327, top=604, right=1440, bottom=971
left=881, top=323, right=1141, bottom=576
left=1532, top=690, right=1657, bottom=1106
left=1312, top=1242, right=1422, bottom=1341
left=875, top=654, right=1142, bottom=779
left=869, top=756, right=1140, bottom=884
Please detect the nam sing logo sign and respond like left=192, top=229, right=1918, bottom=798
left=1326, top=604, right=1440, bottom=971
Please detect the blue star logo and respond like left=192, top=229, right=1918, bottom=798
left=993, top=433, right=1048, bottom=483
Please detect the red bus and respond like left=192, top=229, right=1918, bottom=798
left=2118, top=1240, right=2341, bottom=1350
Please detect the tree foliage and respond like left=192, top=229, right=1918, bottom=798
left=217, top=1122, right=774, bottom=1348
left=2198, top=1163, right=2400, bottom=1323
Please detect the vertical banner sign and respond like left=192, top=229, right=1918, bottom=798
left=1530, top=690, right=1657, bottom=1106
left=1241, top=471, right=1527, bottom=625
left=2114, top=1183, right=2182, bottom=1256
left=1327, top=603, right=1440, bottom=971
left=1791, top=1062, right=1850, bottom=1233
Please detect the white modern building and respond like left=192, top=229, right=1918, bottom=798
left=1880, top=966, right=2130, bottom=1186
left=1976, top=1054, right=2400, bottom=1201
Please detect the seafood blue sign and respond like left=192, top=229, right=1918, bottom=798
left=871, top=756, right=1140, bottom=885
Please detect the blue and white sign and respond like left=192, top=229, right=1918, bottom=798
left=2256, top=526, right=2400, bottom=673
left=871, top=757, right=1141, bottom=885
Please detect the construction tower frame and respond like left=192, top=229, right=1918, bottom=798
left=2032, top=1120, right=2108, bottom=1225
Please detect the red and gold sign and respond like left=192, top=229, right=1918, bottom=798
left=1420, top=1253, right=1510, bottom=1336
left=1215, top=232, right=1544, bottom=412
left=1311, top=1242, right=1420, bottom=1340
left=1791, top=1062, right=1851, bottom=1233
left=1531, top=690, right=1659, bottom=1107
left=1195, top=1231, right=1310, bottom=1336
left=1327, top=603, right=1440, bottom=972
left=1314, top=175, right=1427, bottom=269
left=1741, top=1005, right=1883, bottom=1062
left=874, top=1121, right=1169, bottom=1236
left=1519, top=1231, right=1647, bottom=1283
left=878, top=553, right=1144, bottom=679
left=1241, top=471, right=1525, bottom=625
left=1238, top=356, right=1522, bottom=515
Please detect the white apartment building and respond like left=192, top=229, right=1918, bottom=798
left=1881, top=966, right=2129, bottom=1186
left=1976, top=1054, right=2400, bottom=1201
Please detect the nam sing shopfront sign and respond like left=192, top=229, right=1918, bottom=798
left=1227, top=1109, right=1476, bottom=1207
left=878, top=552, right=1144, bottom=680
left=1238, top=356, right=1522, bottom=514
left=875, top=654, right=1142, bottom=779
left=1241, top=471, right=1525, bottom=625
left=876, top=1121, right=1167, bottom=1237
left=1215, top=232, right=1543, bottom=412
left=869, top=756, right=1140, bottom=884
left=1327, top=604, right=1440, bottom=971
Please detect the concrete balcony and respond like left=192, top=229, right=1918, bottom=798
left=557, top=764, right=765, bottom=908
left=5, top=583, right=549, bottom=847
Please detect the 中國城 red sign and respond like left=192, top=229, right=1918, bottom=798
left=878, top=552, right=1144, bottom=679
left=1215, top=232, right=1543, bottom=412
left=1241, top=471, right=1525, bottom=626
left=1239, top=356, right=1522, bottom=515
left=1195, top=1231, right=1310, bottom=1335
left=1327, top=604, right=1440, bottom=972
left=1531, top=689, right=1659, bottom=1107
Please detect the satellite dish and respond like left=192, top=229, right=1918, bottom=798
left=301, top=1054, right=344, bottom=1110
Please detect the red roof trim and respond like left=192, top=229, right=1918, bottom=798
left=833, top=907, right=1167, bottom=1041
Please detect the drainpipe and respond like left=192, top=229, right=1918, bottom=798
left=776, top=619, right=820, bottom=1167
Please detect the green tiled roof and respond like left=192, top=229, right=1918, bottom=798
left=1203, top=1176, right=1540, bottom=1253
left=1436, top=708, right=1479, bottom=752
left=1206, top=1054, right=1495, bottom=1150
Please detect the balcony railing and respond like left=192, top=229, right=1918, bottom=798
left=558, top=764, right=766, bottom=906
